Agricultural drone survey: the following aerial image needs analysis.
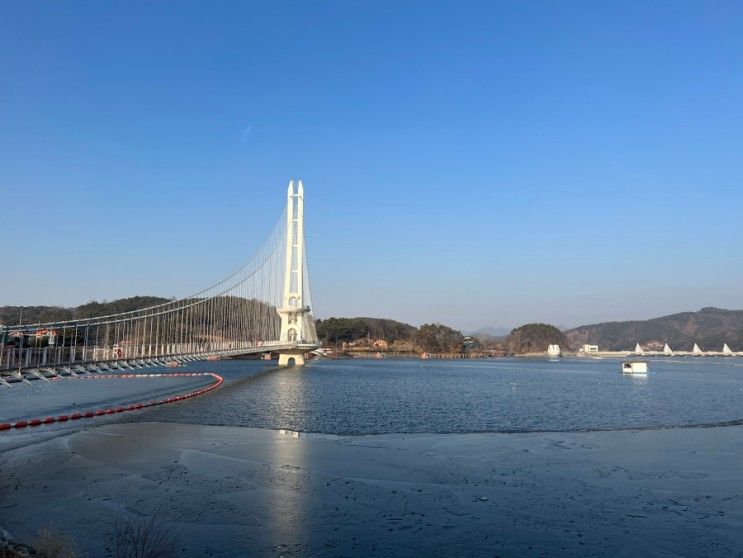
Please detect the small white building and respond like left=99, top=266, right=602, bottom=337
left=581, top=344, right=599, bottom=354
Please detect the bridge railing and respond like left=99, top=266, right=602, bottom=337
left=0, top=339, right=318, bottom=373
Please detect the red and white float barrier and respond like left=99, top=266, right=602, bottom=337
left=0, top=372, right=223, bottom=431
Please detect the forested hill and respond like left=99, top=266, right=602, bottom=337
left=505, top=323, right=567, bottom=354
left=315, top=317, right=418, bottom=344
left=566, top=307, right=743, bottom=351
left=315, top=317, right=466, bottom=353
left=0, top=296, right=171, bottom=325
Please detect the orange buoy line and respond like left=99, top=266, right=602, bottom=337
left=0, top=372, right=223, bottom=431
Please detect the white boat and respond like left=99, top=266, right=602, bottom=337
left=622, top=361, right=648, bottom=375
left=722, top=343, right=734, bottom=356
left=692, top=343, right=703, bottom=356
left=634, top=343, right=644, bottom=355
left=547, top=344, right=561, bottom=357
left=663, top=343, right=673, bottom=356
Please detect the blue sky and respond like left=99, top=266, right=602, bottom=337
left=1, top=1, right=742, bottom=331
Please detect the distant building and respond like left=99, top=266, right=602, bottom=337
left=581, top=344, right=599, bottom=354
left=30, top=328, right=58, bottom=346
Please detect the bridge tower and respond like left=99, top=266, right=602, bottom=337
left=277, top=179, right=309, bottom=366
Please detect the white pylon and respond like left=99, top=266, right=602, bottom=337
left=277, top=179, right=308, bottom=366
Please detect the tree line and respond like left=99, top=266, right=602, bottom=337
left=315, top=317, right=467, bottom=353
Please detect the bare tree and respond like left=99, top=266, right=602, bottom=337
left=113, top=513, right=178, bottom=558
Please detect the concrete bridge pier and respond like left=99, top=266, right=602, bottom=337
left=278, top=351, right=305, bottom=366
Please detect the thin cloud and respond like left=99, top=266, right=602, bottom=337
left=240, top=124, right=252, bottom=142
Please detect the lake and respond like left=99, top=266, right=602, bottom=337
left=4, top=356, right=743, bottom=557
left=137, top=356, right=743, bottom=434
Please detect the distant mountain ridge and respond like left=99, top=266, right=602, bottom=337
left=566, top=307, right=743, bottom=351
left=5, top=299, right=742, bottom=353
left=466, top=326, right=511, bottom=340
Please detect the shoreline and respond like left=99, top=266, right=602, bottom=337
left=332, top=354, right=743, bottom=372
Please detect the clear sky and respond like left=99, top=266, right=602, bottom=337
left=1, top=1, right=742, bottom=331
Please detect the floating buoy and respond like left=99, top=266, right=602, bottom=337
left=2, top=372, right=224, bottom=432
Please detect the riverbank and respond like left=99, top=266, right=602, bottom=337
left=1, top=422, right=742, bottom=557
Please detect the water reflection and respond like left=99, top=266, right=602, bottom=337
left=278, top=429, right=301, bottom=438
left=266, top=370, right=309, bottom=549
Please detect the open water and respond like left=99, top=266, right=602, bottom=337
left=137, top=356, right=743, bottom=434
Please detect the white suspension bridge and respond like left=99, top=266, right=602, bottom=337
left=0, top=181, right=319, bottom=381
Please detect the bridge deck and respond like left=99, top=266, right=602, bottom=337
left=0, top=342, right=320, bottom=374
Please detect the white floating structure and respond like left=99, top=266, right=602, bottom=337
left=692, top=343, right=703, bottom=356
left=663, top=343, right=673, bottom=355
left=622, top=361, right=648, bottom=375
left=547, top=344, right=561, bottom=357
left=634, top=343, right=644, bottom=355
left=722, top=343, right=734, bottom=356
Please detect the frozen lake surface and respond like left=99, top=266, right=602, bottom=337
left=2, top=421, right=742, bottom=557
